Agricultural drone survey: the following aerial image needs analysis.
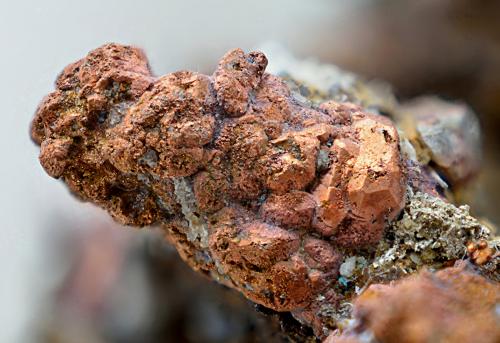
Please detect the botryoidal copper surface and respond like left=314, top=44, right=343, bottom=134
left=31, top=44, right=498, bottom=340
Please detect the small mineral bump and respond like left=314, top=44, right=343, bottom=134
left=339, top=257, right=357, bottom=278
left=468, top=239, right=495, bottom=265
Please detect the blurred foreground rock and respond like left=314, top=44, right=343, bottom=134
left=327, top=262, right=499, bottom=343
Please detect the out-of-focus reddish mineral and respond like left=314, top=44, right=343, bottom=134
left=327, top=262, right=500, bottom=343
left=31, top=44, right=407, bottom=333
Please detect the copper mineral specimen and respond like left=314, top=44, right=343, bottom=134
left=327, top=262, right=500, bottom=343
left=31, top=44, right=408, bottom=334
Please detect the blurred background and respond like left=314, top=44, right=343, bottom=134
left=1, top=1, right=499, bottom=342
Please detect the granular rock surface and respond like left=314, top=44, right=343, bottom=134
left=31, top=44, right=407, bottom=333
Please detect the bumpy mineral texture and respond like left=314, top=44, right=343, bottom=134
left=31, top=43, right=407, bottom=332
left=327, top=262, right=500, bottom=343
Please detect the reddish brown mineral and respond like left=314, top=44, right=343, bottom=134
left=31, top=44, right=406, bottom=330
left=467, top=239, right=496, bottom=266
left=327, top=262, right=500, bottom=343
left=312, top=105, right=405, bottom=246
